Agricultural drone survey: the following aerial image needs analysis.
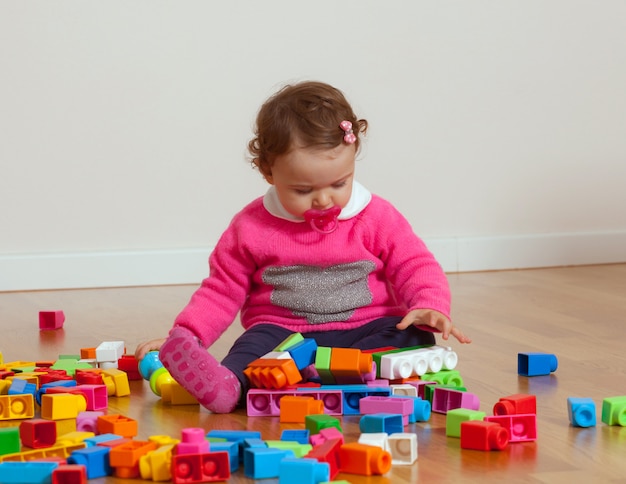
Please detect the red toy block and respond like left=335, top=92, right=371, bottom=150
left=39, top=311, right=65, bottom=330
left=20, top=419, right=57, bottom=448
left=306, top=437, right=342, bottom=480
left=172, top=451, right=231, bottom=483
left=485, top=414, right=537, bottom=442
left=493, top=393, right=537, bottom=416
left=243, top=358, right=302, bottom=389
left=117, top=355, right=142, bottom=380
left=279, top=395, right=324, bottom=423
left=338, top=442, right=392, bottom=476
left=51, top=464, right=87, bottom=484
left=460, top=420, right=509, bottom=451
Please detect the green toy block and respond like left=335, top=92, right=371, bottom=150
left=50, top=359, right=94, bottom=376
left=305, top=414, right=342, bottom=435
left=446, top=408, right=486, bottom=438
left=274, top=333, right=304, bottom=352
left=265, top=440, right=313, bottom=458
left=0, top=427, right=20, bottom=456
left=314, top=347, right=335, bottom=384
left=602, top=396, right=626, bottom=426
left=423, top=369, right=464, bottom=387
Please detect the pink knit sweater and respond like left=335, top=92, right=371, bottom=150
left=174, top=192, right=450, bottom=348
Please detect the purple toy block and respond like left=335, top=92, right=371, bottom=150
left=39, top=310, right=65, bottom=330
left=432, top=387, right=480, bottom=414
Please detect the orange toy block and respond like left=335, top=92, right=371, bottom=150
left=110, top=440, right=158, bottom=478
left=40, top=393, right=87, bottom=420
left=97, top=414, right=138, bottom=438
left=329, top=348, right=373, bottom=381
left=80, top=348, right=97, bottom=360
left=243, top=358, right=302, bottom=389
left=279, top=395, right=324, bottom=423
left=339, top=442, right=392, bottom=476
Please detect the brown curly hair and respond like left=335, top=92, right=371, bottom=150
left=248, top=81, right=368, bottom=178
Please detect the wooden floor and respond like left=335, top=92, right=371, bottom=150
left=2, top=264, right=626, bottom=483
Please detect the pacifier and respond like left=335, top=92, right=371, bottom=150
left=303, top=206, right=341, bottom=234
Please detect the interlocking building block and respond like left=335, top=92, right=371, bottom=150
left=287, top=339, right=318, bottom=370
left=359, top=413, right=404, bottom=435
left=359, top=396, right=414, bottom=425
left=319, top=384, right=391, bottom=415
left=41, top=393, right=87, bottom=420
left=95, top=341, right=125, bottom=364
left=431, top=387, right=480, bottom=414
left=386, top=394, right=431, bottom=423
left=19, top=419, right=57, bottom=448
left=139, top=443, right=176, bottom=481
left=388, top=433, right=418, bottom=465
left=309, top=427, right=344, bottom=447
left=247, top=388, right=342, bottom=417
left=243, top=358, right=302, bottom=389
left=177, top=428, right=210, bottom=455
left=117, top=354, right=141, bottom=380
left=51, top=464, right=87, bottom=484
left=460, top=420, right=509, bottom=451
left=379, top=345, right=457, bottom=379
left=281, top=429, right=310, bottom=445
left=305, top=414, right=343, bottom=436
left=0, top=427, right=20, bottom=456
left=39, top=310, right=65, bottom=330
left=339, top=442, right=392, bottom=476
left=494, top=393, right=537, bottom=415
left=422, top=369, right=464, bottom=387
left=329, top=347, right=373, bottom=384
left=274, top=332, right=304, bottom=352
left=244, top=447, right=294, bottom=479
left=0, top=461, right=59, bottom=483
left=67, top=445, right=112, bottom=479
left=306, top=437, right=342, bottom=480
left=280, top=395, right=324, bottom=423
left=518, top=352, right=558, bottom=377
left=171, top=451, right=230, bottom=483
left=446, top=408, right=486, bottom=438
left=161, top=380, right=198, bottom=405
left=278, top=457, right=330, bottom=484
left=109, top=440, right=158, bottom=478
left=601, top=396, right=626, bottom=426
left=485, top=414, right=537, bottom=442
left=101, top=369, right=130, bottom=397
left=314, top=347, right=335, bottom=384
left=567, top=397, right=596, bottom=427
left=358, top=432, right=389, bottom=451
left=97, top=414, right=138, bottom=438
left=0, top=393, right=35, bottom=420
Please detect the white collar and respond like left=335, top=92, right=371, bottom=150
left=263, top=180, right=372, bottom=222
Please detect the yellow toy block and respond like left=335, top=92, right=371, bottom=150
left=148, top=435, right=180, bottom=447
left=161, top=381, right=198, bottom=405
left=55, top=418, right=77, bottom=436
left=0, top=442, right=86, bottom=462
left=0, top=394, right=35, bottom=420
left=139, top=443, right=176, bottom=481
left=0, top=380, right=10, bottom=395
left=1, top=361, right=36, bottom=371
left=101, top=368, right=130, bottom=397
left=40, top=394, right=87, bottom=420
left=56, top=431, right=95, bottom=446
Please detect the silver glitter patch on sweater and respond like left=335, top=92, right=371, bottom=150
left=262, top=261, right=376, bottom=324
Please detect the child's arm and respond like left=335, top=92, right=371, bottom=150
left=396, top=308, right=472, bottom=344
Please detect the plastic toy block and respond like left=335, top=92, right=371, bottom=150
left=601, top=396, right=626, bottom=426
left=309, top=427, right=344, bottom=448
left=314, top=347, right=335, bottom=384
left=422, top=369, right=464, bottom=387
left=518, top=352, right=558, bottom=376
left=76, top=411, right=104, bottom=433
left=493, top=393, right=537, bottom=415
left=100, top=368, right=130, bottom=397
left=67, top=445, right=112, bottom=479
left=265, top=440, right=312, bottom=458
left=247, top=388, right=342, bottom=417
left=8, top=379, right=37, bottom=400
left=281, top=429, right=310, bottom=445
left=278, top=457, right=330, bottom=484
left=445, top=408, right=486, bottom=438
left=95, top=341, right=125, bottom=363
left=0, top=442, right=86, bottom=463
left=56, top=431, right=95, bottom=447
left=0, top=427, right=20, bottom=456
left=244, top=447, right=294, bottom=479
left=138, top=443, right=175, bottom=481
left=41, top=393, right=87, bottom=420
left=485, top=414, right=537, bottom=442
left=319, top=384, right=391, bottom=415
left=109, top=440, right=157, bottom=477
left=206, top=429, right=261, bottom=444
left=432, top=387, right=480, bottom=414
left=390, top=383, right=418, bottom=397
left=39, top=310, right=65, bottom=330
left=280, top=395, right=324, bottom=423
left=305, top=414, right=342, bottom=435
left=379, top=345, right=457, bottom=379
left=138, top=351, right=163, bottom=381
left=97, top=414, right=138, bottom=438
left=387, top=394, right=431, bottom=423
left=177, top=428, right=210, bottom=455
left=388, top=433, right=418, bottom=465
left=359, top=413, right=404, bottom=435
left=37, top=380, right=78, bottom=405
left=305, top=437, right=342, bottom=480
left=80, top=348, right=97, bottom=360
left=274, top=332, right=304, bottom=352
left=160, top=380, right=198, bottom=405
left=171, top=451, right=230, bottom=483
left=0, top=461, right=60, bottom=483
left=44, top=384, right=108, bottom=412
left=0, top=393, right=35, bottom=420
left=82, top=433, right=122, bottom=447
left=358, top=432, right=389, bottom=451
left=74, top=369, right=103, bottom=386
left=117, top=355, right=141, bottom=380
left=54, top=418, right=77, bottom=437
left=460, top=420, right=509, bottom=451
left=243, top=358, right=302, bottom=389
left=19, top=419, right=57, bottom=448
left=329, top=348, right=373, bottom=384
left=208, top=441, right=239, bottom=472
left=287, top=339, right=318, bottom=370
left=567, top=397, right=596, bottom=427
left=51, top=464, right=87, bottom=484
left=50, top=360, right=94, bottom=377
left=359, top=396, right=414, bottom=425
left=339, top=442, right=392, bottom=476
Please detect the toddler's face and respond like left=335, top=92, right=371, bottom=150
left=266, top=143, right=356, bottom=220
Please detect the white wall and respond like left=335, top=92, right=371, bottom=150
left=1, top=1, right=625, bottom=291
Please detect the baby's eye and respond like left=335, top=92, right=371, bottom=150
left=333, top=181, right=347, bottom=188
left=294, top=188, right=312, bottom=195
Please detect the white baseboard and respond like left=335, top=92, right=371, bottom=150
left=1, top=231, right=625, bottom=291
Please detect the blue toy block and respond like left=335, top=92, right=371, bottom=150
left=567, top=397, right=596, bottom=428
left=387, top=394, right=431, bottom=423
left=209, top=441, right=240, bottom=472
left=279, top=457, right=330, bottom=484
left=518, top=352, right=558, bottom=376
left=37, top=380, right=77, bottom=405
left=67, top=445, right=112, bottom=479
left=244, top=447, right=295, bottom=479
left=206, top=430, right=262, bottom=462
left=359, top=413, right=404, bottom=434
left=0, top=461, right=59, bottom=483
left=286, top=339, right=318, bottom=370
left=320, top=384, right=391, bottom=415
left=8, top=379, right=37, bottom=401
left=138, top=351, right=163, bottom=380
left=83, top=433, right=123, bottom=447
left=281, top=429, right=310, bottom=445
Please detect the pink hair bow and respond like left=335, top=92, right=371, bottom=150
left=340, top=120, right=357, bottom=144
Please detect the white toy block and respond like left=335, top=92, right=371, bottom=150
left=260, top=351, right=292, bottom=360
left=358, top=432, right=389, bottom=451
left=95, top=341, right=125, bottom=363
left=379, top=346, right=458, bottom=379
left=388, top=433, right=418, bottom=465
left=391, top=384, right=418, bottom=397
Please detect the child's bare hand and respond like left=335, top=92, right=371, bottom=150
left=396, top=309, right=472, bottom=344
left=134, top=338, right=167, bottom=361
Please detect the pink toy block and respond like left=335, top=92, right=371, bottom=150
left=359, top=396, right=414, bottom=425
left=46, top=384, right=108, bottom=411
left=493, top=393, right=537, bottom=416
left=432, top=387, right=480, bottom=414
left=309, top=427, right=345, bottom=447
left=39, top=311, right=65, bottom=330
left=460, top=420, right=509, bottom=451
left=247, top=388, right=343, bottom=417
left=76, top=411, right=105, bottom=433
left=177, top=428, right=210, bottom=455
left=484, top=414, right=537, bottom=442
